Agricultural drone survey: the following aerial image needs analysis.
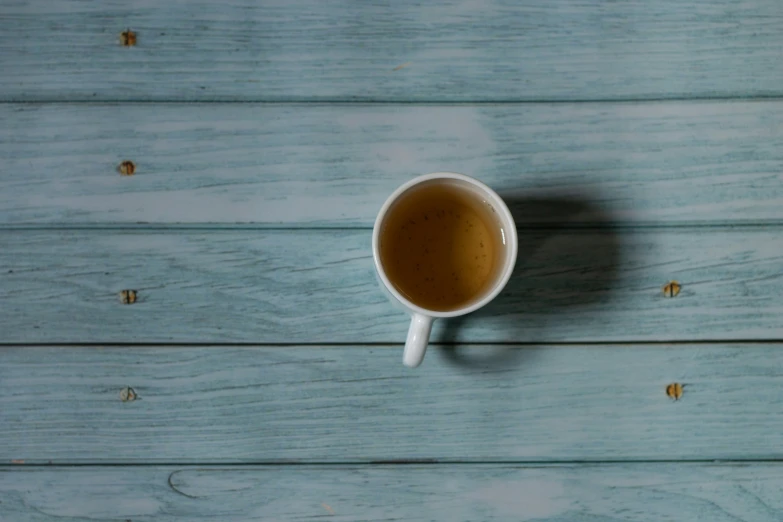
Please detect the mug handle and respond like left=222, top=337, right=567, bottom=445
left=403, top=314, right=434, bottom=368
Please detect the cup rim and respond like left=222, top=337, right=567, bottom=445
left=372, top=172, right=518, bottom=318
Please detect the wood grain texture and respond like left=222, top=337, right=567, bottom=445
left=1, top=464, right=783, bottom=521
left=2, top=344, right=783, bottom=462
left=2, top=0, right=783, bottom=101
left=2, top=102, right=782, bottom=226
left=1, top=228, right=782, bottom=343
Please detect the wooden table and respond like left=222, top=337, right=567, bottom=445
left=2, top=1, right=783, bottom=520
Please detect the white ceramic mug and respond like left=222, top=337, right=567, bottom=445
left=372, top=172, right=518, bottom=368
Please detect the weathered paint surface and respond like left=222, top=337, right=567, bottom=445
left=1, top=0, right=782, bottom=519
left=1, top=345, right=782, bottom=463
left=1, top=464, right=782, bottom=521
left=1, top=228, right=782, bottom=343
left=2, top=0, right=782, bottom=101
left=1, top=102, right=781, bottom=226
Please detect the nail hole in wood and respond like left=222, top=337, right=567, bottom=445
left=119, top=289, right=137, bottom=304
left=120, top=387, right=137, bottom=402
left=118, top=160, right=136, bottom=176
left=663, top=281, right=681, bottom=298
left=120, top=29, right=137, bottom=47
left=666, top=383, right=683, bottom=400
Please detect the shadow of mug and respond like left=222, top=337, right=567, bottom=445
left=435, top=193, right=622, bottom=371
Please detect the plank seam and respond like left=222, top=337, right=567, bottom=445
left=2, top=340, right=783, bottom=348
left=3, top=459, right=783, bottom=468
left=3, top=223, right=783, bottom=232
left=3, top=95, right=783, bottom=104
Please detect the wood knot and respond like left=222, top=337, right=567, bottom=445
left=120, top=29, right=137, bottom=47
left=119, top=387, right=137, bottom=402
left=662, top=281, right=681, bottom=298
left=118, top=160, right=136, bottom=176
left=666, top=382, right=683, bottom=400
left=119, top=289, right=137, bottom=304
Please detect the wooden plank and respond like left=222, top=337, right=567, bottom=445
left=1, top=464, right=782, bottom=520
left=2, top=0, right=782, bottom=101
left=2, top=102, right=782, bottom=226
left=2, top=344, right=783, bottom=462
left=1, top=228, right=782, bottom=343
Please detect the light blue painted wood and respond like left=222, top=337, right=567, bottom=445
left=2, top=344, right=783, bottom=463
left=1, top=464, right=782, bottom=520
left=2, top=102, right=782, bottom=226
left=2, top=1, right=782, bottom=512
left=2, top=0, right=782, bottom=101
left=1, top=228, right=781, bottom=343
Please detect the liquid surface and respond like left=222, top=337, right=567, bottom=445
left=379, top=182, right=503, bottom=311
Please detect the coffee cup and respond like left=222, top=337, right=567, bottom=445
left=372, top=172, right=518, bottom=367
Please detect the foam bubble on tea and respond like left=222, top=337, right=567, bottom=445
left=379, top=181, right=506, bottom=312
